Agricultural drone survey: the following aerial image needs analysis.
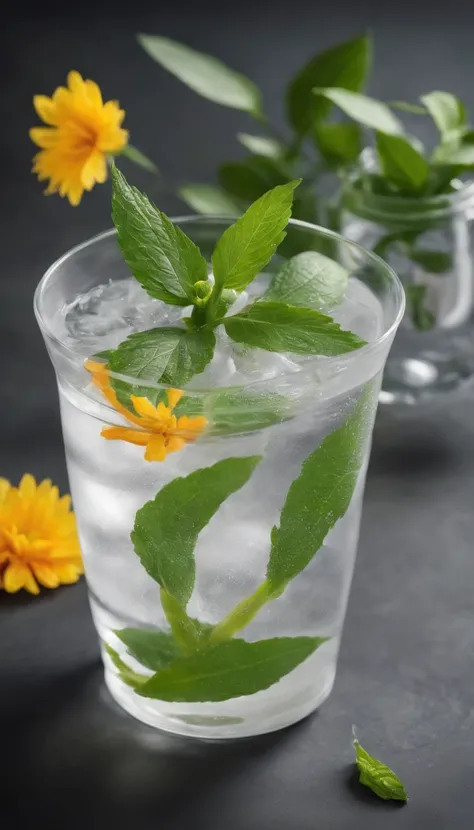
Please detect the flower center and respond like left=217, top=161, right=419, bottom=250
left=70, top=119, right=98, bottom=155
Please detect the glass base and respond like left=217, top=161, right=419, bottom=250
left=381, top=351, right=474, bottom=405
left=105, top=668, right=335, bottom=740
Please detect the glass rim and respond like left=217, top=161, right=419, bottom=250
left=34, top=218, right=405, bottom=392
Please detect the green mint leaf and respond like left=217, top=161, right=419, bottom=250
left=265, top=251, right=349, bottom=310
left=218, top=156, right=289, bottom=202
left=138, top=34, right=263, bottom=118
left=353, top=738, right=408, bottom=802
left=119, top=144, right=159, bottom=173
left=210, top=390, right=289, bottom=434
left=313, top=121, right=362, bottom=167
left=115, top=628, right=179, bottom=671
left=179, top=184, right=243, bottom=217
left=137, top=636, right=327, bottom=701
left=111, top=165, right=208, bottom=305
left=421, top=91, right=466, bottom=141
left=267, top=389, right=373, bottom=590
left=286, top=33, right=371, bottom=136
left=314, top=89, right=403, bottom=136
left=224, top=302, right=366, bottom=356
left=237, top=133, right=285, bottom=159
left=375, top=132, right=429, bottom=192
left=212, top=181, right=300, bottom=293
left=131, top=456, right=261, bottom=605
left=390, top=100, right=427, bottom=114
left=409, top=249, right=452, bottom=273
left=406, top=285, right=436, bottom=331
left=174, top=389, right=290, bottom=435
left=104, top=644, right=149, bottom=689
left=107, top=327, right=215, bottom=388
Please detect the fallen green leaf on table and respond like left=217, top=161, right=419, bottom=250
left=353, top=736, right=408, bottom=802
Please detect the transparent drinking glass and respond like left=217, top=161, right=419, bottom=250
left=34, top=218, right=404, bottom=739
left=342, top=160, right=474, bottom=404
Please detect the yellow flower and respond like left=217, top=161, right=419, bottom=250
left=30, top=71, right=128, bottom=206
left=0, top=475, right=83, bottom=595
left=85, top=360, right=208, bottom=462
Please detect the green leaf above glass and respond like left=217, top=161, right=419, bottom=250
left=34, top=167, right=404, bottom=739
left=137, top=31, right=373, bottom=234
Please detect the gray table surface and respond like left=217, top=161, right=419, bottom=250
left=2, top=2, right=474, bottom=827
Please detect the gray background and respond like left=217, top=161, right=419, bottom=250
left=2, top=2, right=474, bottom=827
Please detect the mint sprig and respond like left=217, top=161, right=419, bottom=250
left=104, top=169, right=365, bottom=393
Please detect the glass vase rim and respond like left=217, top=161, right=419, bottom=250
left=343, top=169, right=474, bottom=223
left=34, top=217, right=405, bottom=394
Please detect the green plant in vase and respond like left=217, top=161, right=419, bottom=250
left=316, top=87, right=474, bottom=330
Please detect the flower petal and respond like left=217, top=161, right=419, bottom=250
left=81, top=150, right=107, bottom=190
left=67, top=70, right=85, bottom=92
left=32, top=563, right=60, bottom=589
left=54, top=563, right=82, bottom=584
left=85, top=79, right=103, bottom=108
left=29, top=127, right=59, bottom=149
left=155, top=402, right=172, bottom=419
left=167, top=389, right=184, bottom=410
left=101, top=426, right=151, bottom=446
left=0, top=478, right=11, bottom=504
left=165, top=436, right=186, bottom=454
left=3, top=561, right=34, bottom=593
left=144, top=435, right=168, bottom=462
left=19, top=474, right=37, bottom=499
left=67, top=184, right=84, bottom=207
left=33, top=95, right=59, bottom=125
left=131, top=395, right=160, bottom=420
left=176, top=415, right=208, bottom=437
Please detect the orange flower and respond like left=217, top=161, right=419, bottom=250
left=30, top=71, right=128, bottom=206
left=85, top=360, right=207, bottom=462
left=0, top=475, right=83, bottom=595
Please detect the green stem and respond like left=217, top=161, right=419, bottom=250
left=160, top=588, right=200, bottom=654
left=190, top=304, right=208, bottom=329
left=208, top=580, right=279, bottom=644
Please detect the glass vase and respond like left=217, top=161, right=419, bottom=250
left=34, top=218, right=403, bottom=739
left=342, top=163, right=474, bottom=404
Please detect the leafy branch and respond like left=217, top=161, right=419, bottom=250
left=137, top=32, right=372, bottom=228
left=109, top=386, right=373, bottom=702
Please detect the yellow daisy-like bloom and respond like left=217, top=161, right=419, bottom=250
left=85, top=360, right=208, bottom=462
left=0, top=475, right=83, bottom=595
left=30, top=71, right=128, bottom=206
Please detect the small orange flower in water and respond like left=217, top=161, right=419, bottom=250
left=85, top=360, right=208, bottom=462
left=0, top=475, right=83, bottom=595
left=30, top=71, right=128, bottom=206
